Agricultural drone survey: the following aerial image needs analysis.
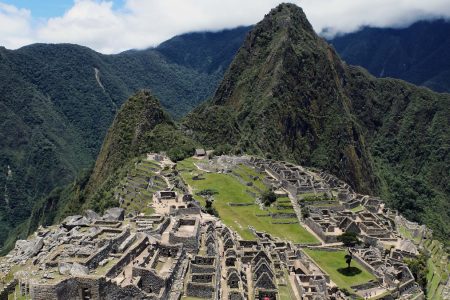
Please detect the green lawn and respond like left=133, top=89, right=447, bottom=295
left=279, top=270, right=296, bottom=300
left=279, top=285, right=293, bottom=300
left=304, top=249, right=376, bottom=292
left=178, top=158, right=318, bottom=243
left=350, top=205, right=365, bottom=213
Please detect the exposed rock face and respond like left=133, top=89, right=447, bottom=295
left=103, top=207, right=125, bottom=221
left=58, top=262, right=72, bottom=275
left=14, top=237, right=44, bottom=260
left=69, top=263, right=89, bottom=276
left=84, top=210, right=101, bottom=222
left=62, top=215, right=90, bottom=228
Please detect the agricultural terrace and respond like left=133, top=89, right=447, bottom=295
left=116, top=158, right=166, bottom=215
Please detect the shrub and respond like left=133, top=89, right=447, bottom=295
left=337, top=232, right=361, bottom=247
left=262, top=190, right=277, bottom=206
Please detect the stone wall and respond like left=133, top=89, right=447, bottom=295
left=106, top=237, right=149, bottom=278
left=169, top=219, right=200, bottom=251
left=30, top=277, right=101, bottom=300
left=101, top=281, right=153, bottom=300
left=351, top=253, right=382, bottom=279
left=190, top=264, right=216, bottom=274
left=192, top=256, right=215, bottom=265
left=272, top=221, right=297, bottom=224
left=30, top=277, right=154, bottom=300
left=228, top=203, right=254, bottom=207
left=191, top=274, right=214, bottom=283
left=111, top=227, right=131, bottom=250
left=169, top=206, right=201, bottom=216
left=229, top=291, right=245, bottom=300
left=143, top=217, right=170, bottom=236
left=186, top=282, right=214, bottom=298
left=132, top=268, right=165, bottom=295
left=304, top=218, right=336, bottom=243
left=84, top=228, right=131, bottom=269
left=85, top=244, right=112, bottom=269
left=271, top=213, right=297, bottom=219
left=0, top=279, right=17, bottom=300
left=168, top=233, right=199, bottom=251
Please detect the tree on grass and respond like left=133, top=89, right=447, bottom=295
left=262, top=190, right=277, bottom=206
left=338, top=231, right=361, bottom=247
left=345, top=253, right=353, bottom=269
left=301, top=207, right=310, bottom=219
left=205, top=198, right=219, bottom=217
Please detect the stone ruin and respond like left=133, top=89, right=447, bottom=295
left=0, top=154, right=431, bottom=300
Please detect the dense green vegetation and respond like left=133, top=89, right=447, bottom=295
left=337, top=232, right=361, bottom=247
left=183, top=3, right=450, bottom=243
left=0, top=27, right=247, bottom=250
left=184, top=4, right=379, bottom=195
left=157, top=26, right=251, bottom=74
left=24, top=91, right=198, bottom=244
left=262, top=190, right=277, bottom=206
left=405, top=252, right=429, bottom=293
left=330, top=19, right=450, bottom=93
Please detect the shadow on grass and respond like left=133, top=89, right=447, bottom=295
left=337, top=267, right=362, bottom=276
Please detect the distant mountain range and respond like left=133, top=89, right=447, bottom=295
left=183, top=4, right=450, bottom=244
left=329, top=19, right=450, bottom=93
left=0, top=27, right=249, bottom=250
left=1, top=14, right=449, bottom=251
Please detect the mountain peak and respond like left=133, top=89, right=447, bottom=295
left=184, top=4, right=378, bottom=194
left=87, top=90, right=172, bottom=190
left=265, top=3, right=314, bottom=34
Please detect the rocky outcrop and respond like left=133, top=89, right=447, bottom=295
left=103, top=208, right=125, bottom=221
left=14, top=237, right=44, bottom=261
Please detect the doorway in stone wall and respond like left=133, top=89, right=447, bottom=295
left=81, top=287, right=92, bottom=300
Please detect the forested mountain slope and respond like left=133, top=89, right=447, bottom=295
left=184, top=3, right=450, bottom=242
left=330, top=19, right=450, bottom=93
left=0, top=28, right=247, bottom=251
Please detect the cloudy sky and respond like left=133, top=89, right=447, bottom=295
left=1, top=0, right=450, bottom=54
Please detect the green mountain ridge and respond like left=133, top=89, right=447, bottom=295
left=1, top=3, right=449, bottom=254
left=184, top=4, right=378, bottom=193
left=183, top=4, right=450, bottom=242
left=329, top=19, right=450, bottom=93
left=0, top=30, right=245, bottom=250
left=27, top=90, right=197, bottom=238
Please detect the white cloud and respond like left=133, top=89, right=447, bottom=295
left=1, top=0, right=450, bottom=53
left=0, top=3, right=33, bottom=49
left=301, top=0, right=450, bottom=37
